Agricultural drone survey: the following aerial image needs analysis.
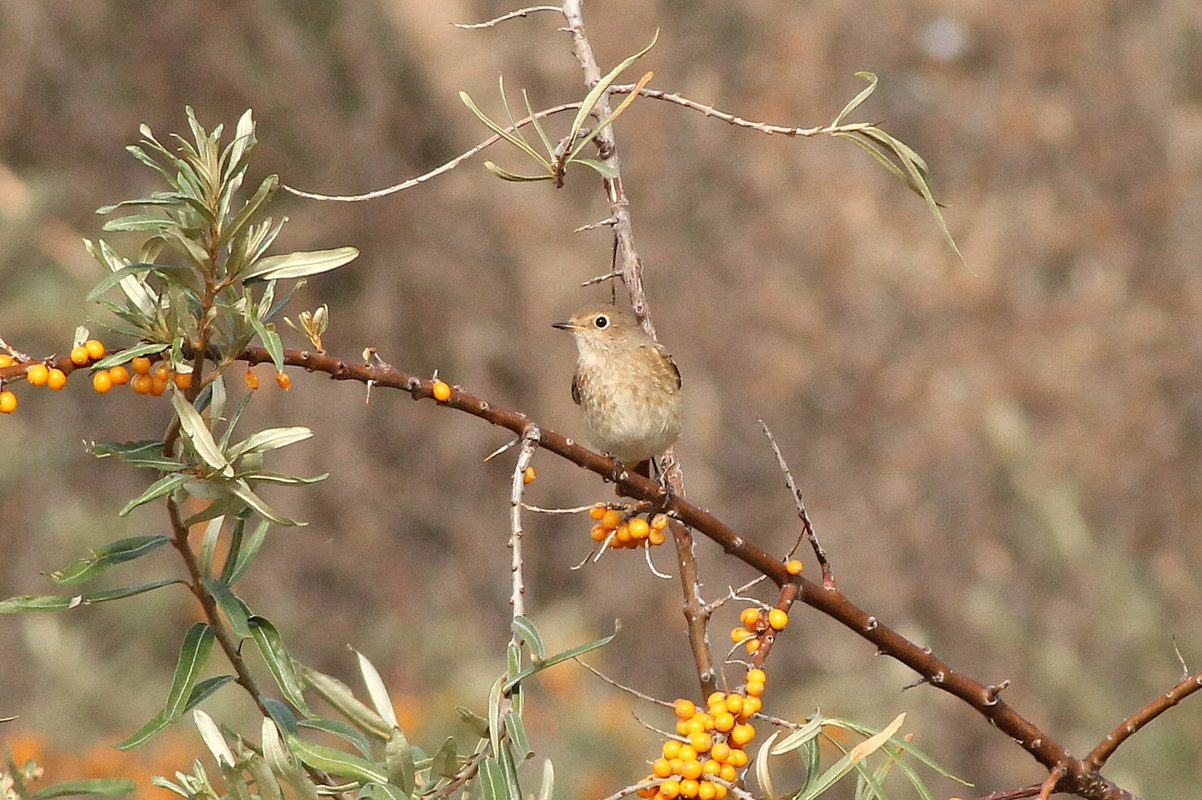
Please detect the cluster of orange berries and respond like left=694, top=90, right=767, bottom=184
left=244, top=367, right=291, bottom=391
left=636, top=670, right=768, bottom=800
left=95, top=355, right=194, bottom=397
left=588, top=504, right=670, bottom=549
left=730, top=604, right=792, bottom=655
left=0, top=341, right=120, bottom=413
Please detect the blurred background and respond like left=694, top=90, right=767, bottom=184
left=2, top=1, right=1201, bottom=797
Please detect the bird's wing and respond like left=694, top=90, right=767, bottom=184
left=570, top=372, right=583, bottom=406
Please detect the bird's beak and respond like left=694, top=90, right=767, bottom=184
left=552, top=321, right=581, bottom=332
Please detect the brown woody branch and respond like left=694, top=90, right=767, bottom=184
left=228, top=341, right=1140, bottom=798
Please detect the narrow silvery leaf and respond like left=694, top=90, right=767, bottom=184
left=356, top=649, right=399, bottom=728
left=194, top=709, right=234, bottom=767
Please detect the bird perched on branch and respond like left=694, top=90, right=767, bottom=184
left=553, top=306, right=682, bottom=474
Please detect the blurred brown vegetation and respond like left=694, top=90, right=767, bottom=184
left=2, top=1, right=1201, bottom=798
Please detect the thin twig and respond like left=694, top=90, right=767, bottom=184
left=759, top=419, right=834, bottom=589
left=576, top=658, right=674, bottom=708
left=452, top=5, right=560, bottom=29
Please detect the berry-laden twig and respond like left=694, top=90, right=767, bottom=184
left=205, top=340, right=1139, bottom=800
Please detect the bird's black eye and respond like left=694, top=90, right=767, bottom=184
left=594, top=315, right=609, bottom=329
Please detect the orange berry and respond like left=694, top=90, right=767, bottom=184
left=651, top=513, right=669, bottom=530
left=688, top=733, right=712, bottom=754
left=590, top=524, right=608, bottom=542
left=0, top=390, right=15, bottom=414
left=739, top=607, right=762, bottom=628
left=652, top=758, right=673, bottom=779
left=730, top=627, right=753, bottom=644
left=718, top=764, right=737, bottom=783
left=743, top=639, right=760, bottom=655
left=276, top=371, right=291, bottom=390
left=713, top=784, right=728, bottom=800
left=172, top=371, right=193, bottom=390
left=726, top=749, right=747, bottom=768
left=659, top=779, right=680, bottom=800
left=724, top=694, right=744, bottom=716
left=130, top=356, right=151, bottom=375
left=673, top=699, right=697, bottom=720
left=432, top=379, right=451, bottom=401
left=46, top=368, right=67, bottom=390
left=70, top=346, right=90, bottom=365
left=589, top=503, right=607, bottom=521
left=710, top=742, right=731, bottom=763
left=767, top=609, right=789, bottom=630
left=638, top=786, right=656, bottom=799
left=85, top=339, right=105, bottom=360
left=615, top=522, right=633, bottom=545
left=92, top=371, right=113, bottom=394
left=712, top=711, right=735, bottom=733
left=628, top=516, right=651, bottom=539
left=746, top=669, right=766, bottom=684
left=729, top=724, right=755, bottom=747
left=744, top=679, right=765, bottom=698
left=0, top=354, right=13, bottom=368
left=706, top=691, right=725, bottom=709
left=649, top=528, right=666, bottom=546
left=785, top=559, right=803, bottom=575
left=600, top=509, right=623, bottom=530
left=26, top=363, right=48, bottom=386
left=675, top=719, right=690, bottom=736
left=680, top=760, right=703, bottom=781
left=245, top=370, right=260, bottom=390
left=701, top=760, right=721, bottom=778
left=108, top=365, right=130, bottom=386
left=662, top=740, right=682, bottom=760
left=523, top=466, right=536, bottom=484
left=676, top=745, right=697, bottom=763
left=740, top=696, right=762, bottom=718
left=684, top=717, right=705, bottom=736
left=130, top=374, right=153, bottom=395
left=153, top=362, right=170, bottom=380
left=697, top=782, right=716, bottom=800
left=149, top=375, right=167, bottom=396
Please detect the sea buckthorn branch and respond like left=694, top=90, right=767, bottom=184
left=758, top=420, right=834, bottom=589
left=1085, top=666, right=1202, bottom=770
left=508, top=430, right=539, bottom=618
left=208, top=342, right=1140, bottom=799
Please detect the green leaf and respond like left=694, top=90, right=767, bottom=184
left=115, top=710, right=170, bottom=751
left=188, top=675, right=236, bottom=708
left=219, top=174, right=279, bottom=254
left=428, top=738, right=459, bottom=778
left=90, top=439, right=184, bottom=471
left=511, top=616, right=545, bottom=662
left=223, top=517, right=270, bottom=585
left=165, top=623, right=215, bottom=721
left=203, top=578, right=253, bottom=639
left=250, top=315, right=286, bottom=373
left=569, top=30, right=659, bottom=138
left=300, top=666, right=391, bottom=740
left=227, top=478, right=303, bottom=527
left=298, top=719, right=374, bottom=760
left=31, top=780, right=136, bottom=799
left=536, top=760, right=554, bottom=800
left=90, top=342, right=170, bottom=370
left=570, top=158, right=619, bottom=179
left=241, top=246, right=359, bottom=283
left=385, top=728, right=416, bottom=793
left=250, top=616, right=312, bottom=716
left=482, top=161, right=553, bottom=182
left=832, top=71, right=879, bottom=127
left=502, top=621, right=619, bottom=693
left=172, top=390, right=233, bottom=476
left=0, top=580, right=182, bottom=613
left=263, top=719, right=320, bottom=800
left=46, top=535, right=171, bottom=585
left=356, top=649, right=399, bottom=729
left=119, top=474, right=190, bottom=516
left=287, top=735, right=388, bottom=784
left=477, top=758, right=505, bottom=800
left=459, top=91, right=551, bottom=169
left=502, top=712, right=532, bottom=761
left=229, top=426, right=313, bottom=460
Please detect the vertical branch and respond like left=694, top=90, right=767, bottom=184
left=560, top=0, right=704, bottom=691
left=509, top=428, right=540, bottom=621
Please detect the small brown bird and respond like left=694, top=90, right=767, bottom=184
left=553, top=306, right=682, bottom=469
